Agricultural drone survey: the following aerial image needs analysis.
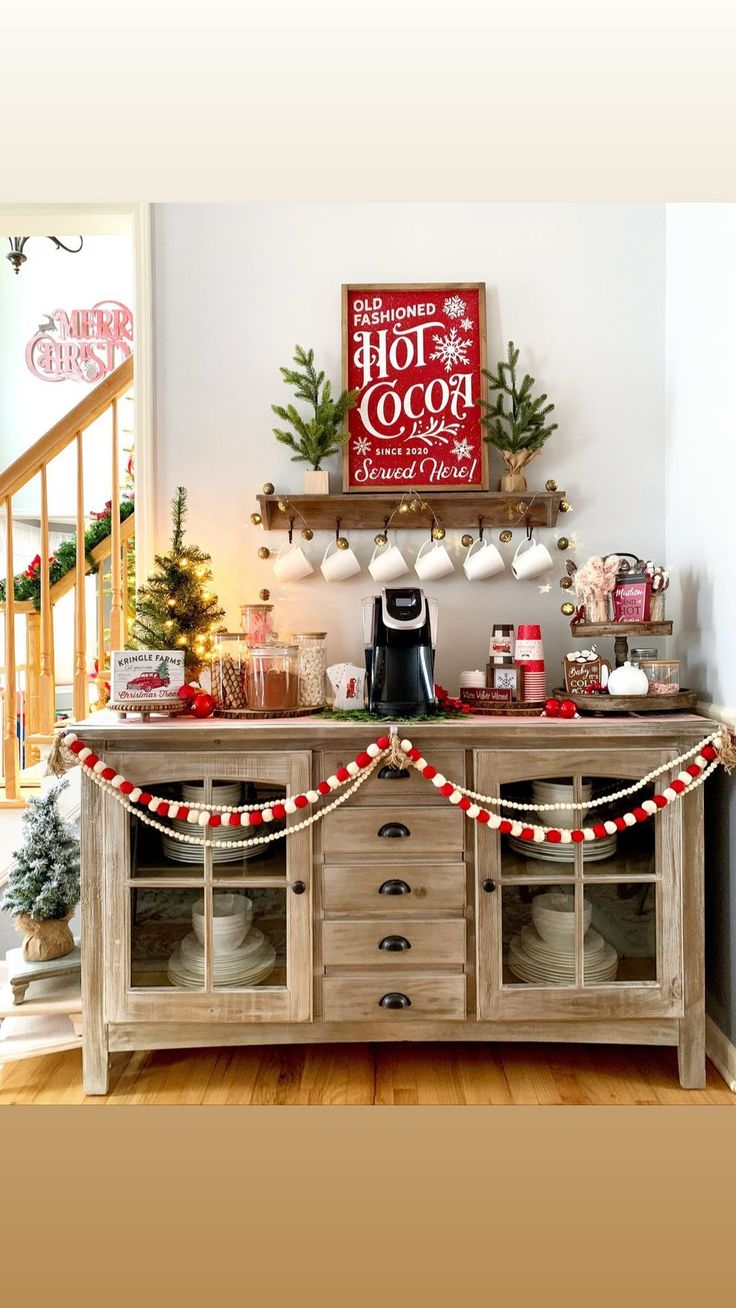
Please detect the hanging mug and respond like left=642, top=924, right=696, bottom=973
left=463, top=537, right=505, bottom=581
left=415, top=538, right=455, bottom=581
left=273, top=539, right=314, bottom=582
left=321, top=538, right=361, bottom=581
left=511, top=535, right=553, bottom=581
left=369, top=539, right=410, bottom=583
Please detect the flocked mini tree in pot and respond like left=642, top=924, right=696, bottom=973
left=1, top=780, right=80, bottom=962
left=272, top=345, right=360, bottom=493
left=478, top=340, right=559, bottom=492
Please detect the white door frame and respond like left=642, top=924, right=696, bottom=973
left=0, top=202, right=154, bottom=584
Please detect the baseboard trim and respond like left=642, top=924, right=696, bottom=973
left=706, top=1016, right=736, bottom=1092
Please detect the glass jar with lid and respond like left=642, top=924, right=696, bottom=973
left=630, top=646, right=658, bottom=667
left=212, top=633, right=249, bottom=711
left=246, top=643, right=299, bottom=711
left=240, top=603, right=274, bottom=646
left=294, top=632, right=327, bottom=707
left=639, top=658, right=680, bottom=695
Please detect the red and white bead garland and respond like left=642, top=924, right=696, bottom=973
left=60, top=727, right=724, bottom=846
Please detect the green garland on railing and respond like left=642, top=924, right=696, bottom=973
left=0, top=498, right=135, bottom=610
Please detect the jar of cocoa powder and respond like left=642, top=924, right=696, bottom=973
left=246, top=643, right=299, bottom=711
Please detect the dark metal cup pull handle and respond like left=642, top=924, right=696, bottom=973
left=377, top=764, right=411, bottom=781
left=378, top=822, right=410, bottom=839
left=378, top=879, right=411, bottom=895
left=379, top=992, right=412, bottom=1009
left=378, top=935, right=411, bottom=952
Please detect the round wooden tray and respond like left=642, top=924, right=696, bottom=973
left=109, top=699, right=187, bottom=720
left=213, top=704, right=325, bottom=719
left=553, top=688, right=698, bottom=714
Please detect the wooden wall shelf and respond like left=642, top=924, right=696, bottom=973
left=257, top=491, right=565, bottom=532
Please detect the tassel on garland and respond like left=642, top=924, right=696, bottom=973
left=387, top=732, right=409, bottom=770
left=716, top=725, right=736, bottom=774
left=45, top=730, right=76, bottom=777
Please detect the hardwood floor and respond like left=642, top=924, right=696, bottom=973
left=1, top=1042, right=733, bottom=1104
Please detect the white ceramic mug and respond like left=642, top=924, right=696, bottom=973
left=321, top=539, right=361, bottom=582
left=273, top=540, right=314, bottom=582
left=369, top=540, right=409, bottom=582
left=511, top=536, right=553, bottom=581
left=463, top=537, right=505, bottom=581
left=415, top=538, right=455, bottom=581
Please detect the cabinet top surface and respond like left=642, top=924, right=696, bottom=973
left=71, top=709, right=713, bottom=749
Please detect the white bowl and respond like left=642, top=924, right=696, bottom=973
left=192, top=893, right=253, bottom=948
left=531, top=892, right=592, bottom=945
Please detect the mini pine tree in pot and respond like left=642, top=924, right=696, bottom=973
left=1, top=780, right=80, bottom=961
left=478, top=341, right=559, bottom=491
left=272, top=345, right=360, bottom=493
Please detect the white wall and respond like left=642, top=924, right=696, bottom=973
left=153, top=203, right=666, bottom=688
left=665, top=203, right=736, bottom=1043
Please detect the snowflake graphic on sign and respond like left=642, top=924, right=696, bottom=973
left=460, top=317, right=474, bottom=331
left=443, top=295, right=466, bottom=320
left=353, top=436, right=372, bottom=456
left=451, top=437, right=473, bottom=461
left=430, top=327, right=472, bottom=373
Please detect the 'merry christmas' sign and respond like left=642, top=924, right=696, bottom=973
left=342, top=283, right=487, bottom=492
left=25, top=301, right=133, bottom=384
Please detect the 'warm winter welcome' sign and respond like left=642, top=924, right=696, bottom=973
left=342, top=283, right=487, bottom=493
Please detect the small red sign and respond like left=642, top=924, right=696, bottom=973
left=342, top=283, right=487, bottom=493
left=612, top=580, right=651, bottom=623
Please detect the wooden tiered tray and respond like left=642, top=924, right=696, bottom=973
left=570, top=621, right=673, bottom=667
left=553, top=687, right=698, bottom=715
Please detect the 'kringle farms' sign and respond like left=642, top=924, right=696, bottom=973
left=25, top=301, right=133, bottom=383
left=342, top=283, right=488, bottom=492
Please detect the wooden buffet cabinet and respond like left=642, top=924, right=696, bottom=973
left=77, top=712, right=708, bottom=1093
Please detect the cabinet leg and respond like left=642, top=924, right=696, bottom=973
left=677, top=1006, right=706, bottom=1089
left=83, top=1040, right=110, bottom=1095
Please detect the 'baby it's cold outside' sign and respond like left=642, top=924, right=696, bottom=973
left=342, top=283, right=487, bottom=492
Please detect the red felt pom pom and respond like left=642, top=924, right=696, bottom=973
left=701, top=744, right=717, bottom=761
left=458, top=796, right=471, bottom=811
left=546, top=830, right=562, bottom=843
left=209, top=813, right=221, bottom=827
left=139, top=791, right=152, bottom=806
left=120, top=781, right=134, bottom=795
left=192, top=692, right=215, bottom=719
left=686, top=764, right=701, bottom=777
left=376, top=736, right=390, bottom=750
left=408, top=747, right=421, bottom=761
left=336, top=768, right=350, bottom=782
left=101, top=767, right=116, bottom=781
left=69, top=739, right=84, bottom=754
left=544, top=698, right=561, bottom=717
left=571, top=829, right=585, bottom=842
left=653, top=794, right=668, bottom=809
left=229, top=813, right=240, bottom=827
left=499, top=819, right=513, bottom=835
left=318, top=781, right=331, bottom=796
left=671, top=779, right=686, bottom=795
left=272, top=803, right=286, bottom=820
left=476, top=809, right=490, bottom=824
left=249, top=810, right=263, bottom=825
left=177, top=806, right=189, bottom=820
left=614, top=816, right=627, bottom=830
left=355, top=752, right=372, bottom=769
left=423, top=765, right=437, bottom=779
left=520, top=827, right=535, bottom=841
left=294, top=794, right=309, bottom=809
left=157, top=801, right=169, bottom=817
left=85, top=753, right=99, bottom=768
left=593, top=823, right=608, bottom=839
left=440, top=782, right=454, bottom=797
left=633, top=807, right=649, bottom=822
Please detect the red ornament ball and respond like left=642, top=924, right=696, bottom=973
left=544, top=698, right=561, bottom=717
left=192, top=692, right=215, bottom=718
left=559, top=699, right=577, bottom=719
left=178, top=683, right=198, bottom=704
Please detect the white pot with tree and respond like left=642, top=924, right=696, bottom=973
left=272, top=345, right=359, bottom=493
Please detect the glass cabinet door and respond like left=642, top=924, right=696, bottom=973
left=475, top=749, right=682, bottom=1021
left=106, top=751, right=312, bottom=1024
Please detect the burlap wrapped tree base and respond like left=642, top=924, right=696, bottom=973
left=15, top=912, right=75, bottom=962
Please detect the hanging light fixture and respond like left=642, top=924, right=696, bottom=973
left=6, top=235, right=84, bottom=275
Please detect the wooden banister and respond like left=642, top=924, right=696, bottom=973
left=0, top=354, right=133, bottom=503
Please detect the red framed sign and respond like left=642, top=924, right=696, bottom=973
left=342, top=283, right=488, bottom=493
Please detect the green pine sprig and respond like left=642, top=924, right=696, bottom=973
left=478, top=341, right=558, bottom=455
left=272, top=345, right=360, bottom=469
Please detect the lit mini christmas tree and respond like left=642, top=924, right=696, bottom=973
left=131, top=487, right=225, bottom=679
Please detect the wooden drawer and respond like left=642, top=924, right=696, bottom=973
left=317, top=749, right=464, bottom=806
left=321, top=862, right=466, bottom=913
left=323, top=918, right=466, bottom=967
left=322, top=974, right=466, bottom=1022
left=321, top=806, right=465, bottom=859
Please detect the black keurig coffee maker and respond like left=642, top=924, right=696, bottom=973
left=363, top=588, right=438, bottom=717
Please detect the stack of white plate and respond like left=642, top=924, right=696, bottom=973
left=507, top=832, right=618, bottom=863
left=162, top=781, right=262, bottom=865
left=508, top=925, right=618, bottom=984
left=167, top=892, right=277, bottom=988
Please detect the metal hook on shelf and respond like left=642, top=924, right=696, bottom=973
left=478, top=516, right=485, bottom=541
left=335, top=519, right=341, bottom=542
left=526, top=516, right=533, bottom=541
left=288, top=518, right=294, bottom=545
